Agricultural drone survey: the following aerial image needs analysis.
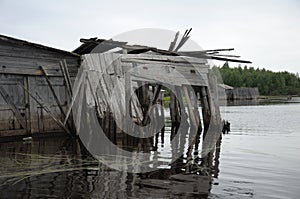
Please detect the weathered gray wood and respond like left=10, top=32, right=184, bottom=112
left=168, top=31, right=179, bottom=51
left=86, top=74, right=103, bottom=119
left=0, top=64, right=77, bottom=77
left=142, top=84, right=161, bottom=126
left=0, top=36, right=80, bottom=136
left=200, top=86, right=211, bottom=140
left=174, top=28, right=192, bottom=52
left=24, top=76, right=31, bottom=133
left=125, top=72, right=132, bottom=134
left=194, top=90, right=202, bottom=152
left=59, top=61, right=73, bottom=101
left=129, top=64, right=208, bottom=86
left=40, top=66, right=66, bottom=119
left=183, top=86, right=197, bottom=126
left=122, top=53, right=207, bottom=65
left=62, top=59, right=73, bottom=94
left=121, top=59, right=209, bottom=72
left=0, top=85, right=26, bottom=129
left=19, top=84, right=72, bottom=136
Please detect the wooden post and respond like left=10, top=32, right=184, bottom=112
left=160, top=90, right=165, bottom=146
left=170, top=94, right=176, bottom=140
left=142, top=84, right=162, bottom=126
left=125, top=72, right=132, bottom=147
left=59, top=60, right=73, bottom=101
left=214, top=132, right=222, bottom=178
left=24, top=76, right=31, bottom=134
left=183, top=86, right=197, bottom=167
left=174, top=86, right=188, bottom=169
left=200, top=86, right=211, bottom=140
left=194, top=90, right=202, bottom=154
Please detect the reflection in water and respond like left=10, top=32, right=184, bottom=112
left=0, top=117, right=223, bottom=198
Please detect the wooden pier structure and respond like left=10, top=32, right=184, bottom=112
left=0, top=31, right=251, bottom=195
left=0, top=32, right=251, bottom=169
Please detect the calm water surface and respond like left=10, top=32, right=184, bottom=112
left=211, top=102, right=300, bottom=199
left=0, top=102, right=299, bottom=198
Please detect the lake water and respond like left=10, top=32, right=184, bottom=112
left=211, top=102, right=300, bottom=199
left=0, top=101, right=300, bottom=198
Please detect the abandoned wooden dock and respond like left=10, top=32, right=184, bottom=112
left=0, top=30, right=252, bottom=195
left=0, top=31, right=251, bottom=157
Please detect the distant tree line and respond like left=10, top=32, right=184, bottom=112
left=215, top=62, right=300, bottom=96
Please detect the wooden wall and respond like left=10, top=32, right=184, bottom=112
left=0, top=38, right=80, bottom=137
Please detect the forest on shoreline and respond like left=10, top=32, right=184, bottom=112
left=215, top=63, right=300, bottom=96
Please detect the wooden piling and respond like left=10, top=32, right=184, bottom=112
left=200, top=86, right=211, bottom=140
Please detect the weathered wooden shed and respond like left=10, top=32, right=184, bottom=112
left=0, top=35, right=80, bottom=137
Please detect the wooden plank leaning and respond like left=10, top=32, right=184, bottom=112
left=40, top=66, right=66, bottom=118
left=18, top=84, right=72, bottom=136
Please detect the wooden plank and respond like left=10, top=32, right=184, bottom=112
left=19, top=84, right=72, bottom=136
left=0, top=129, right=27, bottom=137
left=0, top=66, right=77, bottom=77
left=125, top=72, right=132, bottom=133
left=129, top=65, right=208, bottom=86
left=200, top=86, right=211, bottom=140
left=0, top=53, right=79, bottom=66
left=0, top=86, right=26, bottom=129
left=40, top=66, right=66, bottom=119
left=121, top=54, right=207, bottom=65
left=0, top=41, right=79, bottom=60
left=86, top=74, right=102, bottom=117
left=183, top=86, right=197, bottom=127
left=142, top=85, right=162, bottom=125
left=121, top=59, right=208, bottom=71
left=59, top=61, right=72, bottom=100
left=168, top=31, right=180, bottom=51
left=62, top=60, right=73, bottom=95
left=63, top=72, right=85, bottom=125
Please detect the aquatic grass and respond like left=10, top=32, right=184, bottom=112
left=0, top=152, right=173, bottom=186
left=0, top=152, right=100, bottom=186
left=0, top=144, right=214, bottom=186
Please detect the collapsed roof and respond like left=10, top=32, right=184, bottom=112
left=73, top=29, right=252, bottom=64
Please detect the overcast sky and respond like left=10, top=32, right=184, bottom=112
left=1, top=0, right=299, bottom=74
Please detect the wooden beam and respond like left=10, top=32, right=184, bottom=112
left=142, top=84, right=162, bottom=126
left=40, top=66, right=66, bottom=118
left=59, top=60, right=72, bottom=101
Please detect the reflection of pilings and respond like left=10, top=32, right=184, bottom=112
left=213, top=132, right=222, bottom=178
left=97, top=111, right=117, bottom=145
left=184, top=86, right=203, bottom=171
left=137, top=83, right=151, bottom=152
left=169, top=88, right=181, bottom=141
left=160, top=91, right=165, bottom=146
left=194, top=90, right=202, bottom=154
left=169, top=87, right=188, bottom=172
